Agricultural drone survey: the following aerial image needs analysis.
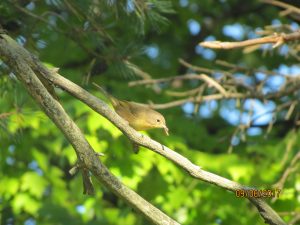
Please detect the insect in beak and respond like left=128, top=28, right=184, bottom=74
left=163, top=126, right=169, bottom=136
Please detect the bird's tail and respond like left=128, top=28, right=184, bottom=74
left=92, top=82, right=118, bottom=107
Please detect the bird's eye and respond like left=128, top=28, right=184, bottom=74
left=156, top=119, right=160, bottom=122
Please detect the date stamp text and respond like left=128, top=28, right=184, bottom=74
left=235, top=189, right=281, bottom=198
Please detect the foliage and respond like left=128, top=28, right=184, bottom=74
left=0, top=0, right=299, bottom=225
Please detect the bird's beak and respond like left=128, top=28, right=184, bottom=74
left=163, top=125, right=169, bottom=136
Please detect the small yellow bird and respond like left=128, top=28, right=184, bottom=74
left=93, top=83, right=169, bottom=135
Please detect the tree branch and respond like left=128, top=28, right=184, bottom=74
left=46, top=67, right=285, bottom=225
left=261, top=0, right=300, bottom=16
left=199, top=32, right=300, bottom=49
left=0, top=33, right=286, bottom=225
left=0, top=111, right=15, bottom=119
left=0, top=33, right=180, bottom=225
left=273, top=151, right=300, bottom=191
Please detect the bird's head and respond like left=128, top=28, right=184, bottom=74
left=147, top=111, right=169, bottom=135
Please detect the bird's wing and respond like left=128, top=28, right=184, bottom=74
left=125, top=101, right=150, bottom=117
left=92, top=82, right=119, bottom=107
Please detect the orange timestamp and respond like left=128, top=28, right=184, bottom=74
left=235, top=188, right=281, bottom=198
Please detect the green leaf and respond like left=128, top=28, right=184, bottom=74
left=12, top=193, right=41, bottom=214
left=21, top=171, right=47, bottom=199
left=0, top=177, right=19, bottom=198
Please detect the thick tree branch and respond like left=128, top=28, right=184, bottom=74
left=0, top=34, right=179, bottom=225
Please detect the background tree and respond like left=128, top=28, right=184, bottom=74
left=0, top=0, right=299, bottom=225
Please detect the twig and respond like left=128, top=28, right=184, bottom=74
left=285, top=101, right=297, bottom=120
left=215, top=60, right=287, bottom=77
left=150, top=93, right=248, bottom=109
left=178, top=58, right=234, bottom=79
left=278, top=211, right=300, bottom=225
left=0, top=112, right=15, bottom=119
left=289, top=213, right=300, bottom=225
left=273, top=151, right=300, bottom=191
left=132, top=78, right=300, bottom=110
left=199, top=32, right=300, bottom=50
left=129, top=73, right=228, bottom=96
left=125, top=60, right=162, bottom=93
left=165, top=86, right=203, bottom=97
left=279, top=135, right=295, bottom=169
left=179, top=58, right=217, bottom=74
left=261, top=0, right=300, bottom=15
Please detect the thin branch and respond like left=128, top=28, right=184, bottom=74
left=129, top=73, right=228, bottom=96
left=0, top=112, right=15, bottom=119
left=199, top=32, right=300, bottom=50
left=216, top=60, right=285, bottom=77
left=127, top=67, right=300, bottom=110
left=279, top=135, right=295, bottom=169
left=165, top=86, right=204, bottom=97
left=199, top=73, right=228, bottom=96
left=273, top=151, right=300, bottom=191
left=262, top=0, right=300, bottom=15
left=128, top=74, right=185, bottom=86
left=125, top=60, right=162, bottom=93
left=178, top=58, right=227, bottom=75
left=289, top=213, right=300, bottom=225
left=150, top=93, right=248, bottom=110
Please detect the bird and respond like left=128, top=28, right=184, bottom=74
left=93, top=83, right=169, bottom=136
